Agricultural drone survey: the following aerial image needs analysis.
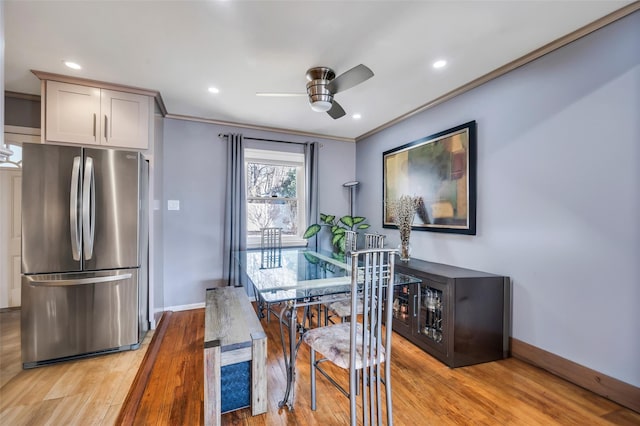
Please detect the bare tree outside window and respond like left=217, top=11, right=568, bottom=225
left=246, top=162, right=299, bottom=236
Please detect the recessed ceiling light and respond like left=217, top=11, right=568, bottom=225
left=64, top=61, right=82, bottom=70
left=433, top=59, right=447, bottom=69
left=208, top=87, right=220, bottom=94
left=352, top=113, right=362, bottom=120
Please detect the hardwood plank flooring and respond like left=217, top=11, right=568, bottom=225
left=0, top=308, right=152, bottom=425
left=2, top=307, right=639, bottom=425
left=127, top=308, right=639, bottom=426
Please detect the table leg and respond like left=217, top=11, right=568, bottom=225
left=253, top=286, right=266, bottom=320
left=276, top=300, right=319, bottom=410
left=278, top=301, right=297, bottom=409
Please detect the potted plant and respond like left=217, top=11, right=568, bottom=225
left=303, top=213, right=370, bottom=255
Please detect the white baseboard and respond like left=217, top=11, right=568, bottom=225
left=165, top=302, right=206, bottom=312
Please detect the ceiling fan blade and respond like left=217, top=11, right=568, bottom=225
left=326, top=64, right=374, bottom=94
left=327, top=100, right=346, bottom=119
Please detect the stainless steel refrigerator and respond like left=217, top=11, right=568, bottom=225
left=21, top=143, right=149, bottom=368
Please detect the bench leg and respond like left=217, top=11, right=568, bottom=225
left=204, top=345, right=221, bottom=426
left=251, top=333, right=268, bottom=415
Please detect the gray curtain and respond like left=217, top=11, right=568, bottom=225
left=222, top=133, right=246, bottom=287
left=305, top=142, right=320, bottom=251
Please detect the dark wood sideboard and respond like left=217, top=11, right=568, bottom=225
left=392, top=257, right=510, bottom=368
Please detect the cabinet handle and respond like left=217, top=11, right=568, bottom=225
left=413, top=294, right=417, bottom=317
left=104, top=114, right=108, bottom=141
left=92, top=113, right=96, bottom=140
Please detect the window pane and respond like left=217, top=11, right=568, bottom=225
left=247, top=162, right=297, bottom=198
left=247, top=199, right=298, bottom=235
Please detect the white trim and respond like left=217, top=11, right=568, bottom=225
left=4, top=125, right=41, bottom=136
left=165, top=302, right=205, bottom=312
left=244, top=147, right=307, bottom=242
left=245, top=148, right=304, bottom=166
left=246, top=236, right=308, bottom=249
left=4, top=133, right=40, bottom=145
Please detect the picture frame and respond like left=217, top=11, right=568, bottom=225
left=383, top=121, right=477, bottom=235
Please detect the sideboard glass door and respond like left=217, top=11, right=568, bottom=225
left=415, top=280, right=447, bottom=355
left=390, top=283, right=412, bottom=334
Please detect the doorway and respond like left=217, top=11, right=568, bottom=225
left=1, top=127, right=39, bottom=308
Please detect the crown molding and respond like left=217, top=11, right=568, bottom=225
left=165, top=113, right=355, bottom=143
left=356, top=2, right=640, bottom=142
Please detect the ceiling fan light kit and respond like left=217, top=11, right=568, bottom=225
left=309, top=99, right=333, bottom=113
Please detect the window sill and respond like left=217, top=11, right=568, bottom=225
left=246, top=237, right=308, bottom=250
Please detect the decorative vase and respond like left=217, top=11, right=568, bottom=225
left=389, top=194, right=419, bottom=262
left=398, top=241, right=411, bottom=262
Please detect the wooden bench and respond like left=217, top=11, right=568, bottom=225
left=204, top=287, right=267, bottom=426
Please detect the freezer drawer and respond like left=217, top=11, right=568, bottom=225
left=21, top=269, right=139, bottom=367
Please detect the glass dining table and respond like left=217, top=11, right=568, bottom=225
left=235, top=247, right=421, bottom=410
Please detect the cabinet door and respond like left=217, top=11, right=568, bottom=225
left=413, top=280, right=448, bottom=357
left=46, top=81, right=101, bottom=145
left=389, top=283, right=413, bottom=335
left=100, top=89, right=149, bottom=149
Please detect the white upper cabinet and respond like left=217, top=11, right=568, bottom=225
left=45, top=81, right=101, bottom=145
left=45, top=80, right=150, bottom=150
left=99, top=89, right=149, bottom=149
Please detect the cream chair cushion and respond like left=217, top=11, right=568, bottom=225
left=303, top=323, right=385, bottom=369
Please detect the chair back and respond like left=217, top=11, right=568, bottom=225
left=344, top=230, right=357, bottom=253
left=364, top=233, right=385, bottom=249
left=260, top=227, right=282, bottom=268
left=349, top=248, right=396, bottom=425
left=261, top=227, right=282, bottom=249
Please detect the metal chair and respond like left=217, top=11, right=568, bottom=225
left=364, top=233, right=385, bottom=249
left=257, top=227, right=282, bottom=322
left=261, top=227, right=282, bottom=251
left=303, top=249, right=397, bottom=425
left=326, top=231, right=386, bottom=323
left=322, top=229, right=359, bottom=324
left=343, top=230, right=357, bottom=253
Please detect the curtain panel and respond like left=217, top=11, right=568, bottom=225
left=222, top=133, right=247, bottom=287
left=305, top=142, right=320, bottom=251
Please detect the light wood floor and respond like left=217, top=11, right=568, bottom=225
left=0, top=309, right=152, bottom=425
left=2, top=307, right=639, bottom=425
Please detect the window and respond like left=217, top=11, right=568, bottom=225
left=245, top=148, right=306, bottom=248
left=0, top=143, right=22, bottom=168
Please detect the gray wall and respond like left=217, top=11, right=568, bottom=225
left=161, top=118, right=356, bottom=308
left=4, top=96, right=40, bottom=127
left=356, top=11, right=639, bottom=387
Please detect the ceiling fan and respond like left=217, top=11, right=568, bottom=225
left=257, top=64, right=374, bottom=119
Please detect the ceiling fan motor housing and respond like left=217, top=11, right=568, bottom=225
left=306, top=67, right=335, bottom=112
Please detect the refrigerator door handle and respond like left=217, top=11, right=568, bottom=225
left=83, top=156, right=96, bottom=260
left=70, top=156, right=82, bottom=261
left=25, top=273, right=133, bottom=287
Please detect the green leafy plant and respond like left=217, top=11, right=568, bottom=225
left=303, top=213, right=370, bottom=254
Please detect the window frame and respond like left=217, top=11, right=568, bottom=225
left=244, top=148, right=308, bottom=249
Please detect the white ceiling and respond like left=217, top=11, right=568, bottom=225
left=4, top=1, right=635, bottom=141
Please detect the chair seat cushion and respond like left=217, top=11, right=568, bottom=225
left=327, top=299, right=364, bottom=318
left=303, top=322, right=385, bottom=369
